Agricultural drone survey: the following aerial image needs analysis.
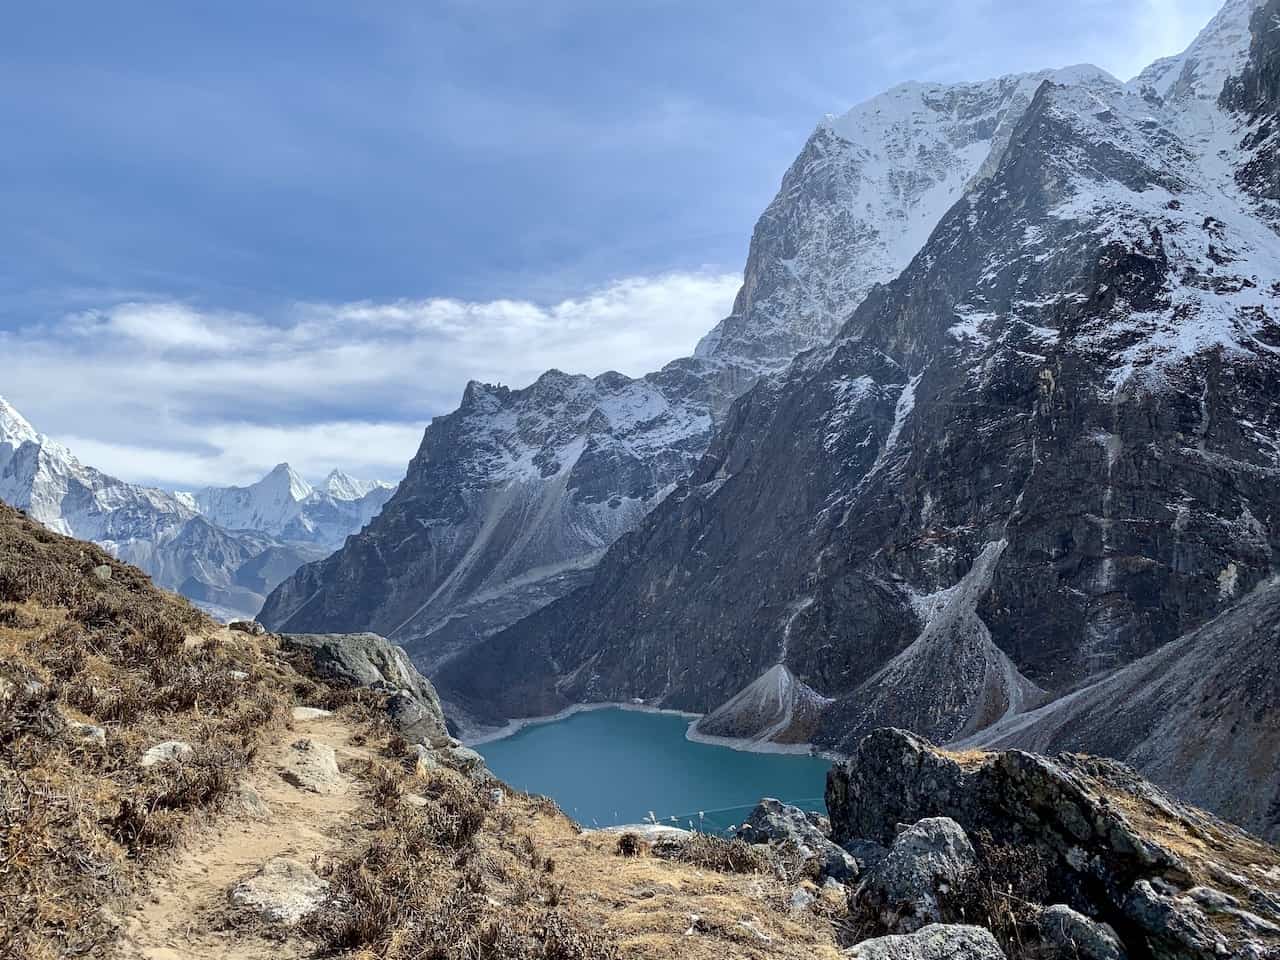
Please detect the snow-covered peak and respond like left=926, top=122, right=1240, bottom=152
left=263, top=462, right=314, bottom=502
left=323, top=469, right=393, bottom=501
left=0, top=396, right=40, bottom=448
left=1131, top=0, right=1265, bottom=102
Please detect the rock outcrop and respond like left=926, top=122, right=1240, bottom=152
left=827, top=728, right=1280, bottom=959
left=735, top=797, right=858, bottom=881
left=279, top=631, right=449, bottom=745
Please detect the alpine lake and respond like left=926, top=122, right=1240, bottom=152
left=478, top=707, right=832, bottom=834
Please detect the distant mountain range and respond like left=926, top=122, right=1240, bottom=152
left=0, top=396, right=394, bottom=620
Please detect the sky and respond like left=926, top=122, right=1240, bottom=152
left=0, top=0, right=1225, bottom=488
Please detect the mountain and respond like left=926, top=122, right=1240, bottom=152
left=0, top=396, right=388, bottom=620
left=960, top=575, right=1280, bottom=841
left=258, top=64, right=1105, bottom=673
left=435, top=0, right=1280, bottom=832
left=180, top=462, right=394, bottom=551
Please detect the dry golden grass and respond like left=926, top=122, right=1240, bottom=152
left=0, top=503, right=292, bottom=959
left=0, top=502, right=846, bottom=960
left=304, top=754, right=843, bottom=960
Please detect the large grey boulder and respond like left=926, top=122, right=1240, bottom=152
left=280, top=632, right=449, bottom=745
left=846, top=923, right=1006, bottom=959
left=736, top=797, right=858, bottom=881
left=853, top=817, right=978, bottom=934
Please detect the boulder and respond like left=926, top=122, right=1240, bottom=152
left=853, top=817, right=978, bottom=934
left=846, top=923, right=1006, bottom=959
left=91, top=564, right=112, bottom=582
left=291, top=706, right=332, bottom=722
left=236, top=783, right=273, bottom=821
left=736, top=797, right=858, bottom=881
left=1124, top=880, right=1230, bottom=959
left=228, top=620, right=266, bottom=636
left=140, top=740, right=193, bottom=767
left=827, top=728, right=1280, bottom=960
left=279, top=738, right=343, bottom=795
left=229, top=858, right=329, bottom=925
left=280, top=632, right=448, bottom=744
left=1039, top=904, right=1126, bottom=960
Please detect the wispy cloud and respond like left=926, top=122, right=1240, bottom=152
left=5, top=271, right=738, bottom=489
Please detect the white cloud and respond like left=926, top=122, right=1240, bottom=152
left=3, top=271, right=739, bottom=488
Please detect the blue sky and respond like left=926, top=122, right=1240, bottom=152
left=1, top=0, right=1223, bottom=487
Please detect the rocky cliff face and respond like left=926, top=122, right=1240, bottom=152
left=260, top=66, right=1114, bottom=681
left=438, top=0, right=1280, bottom=821
left=0, top=397, right=381, bottom=620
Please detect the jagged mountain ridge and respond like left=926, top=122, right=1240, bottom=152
left=258, top=63, right=1111, bottom=675
left=0, top=396, right=389, bottom=620
left=437, top=0, right=1280, bottom=833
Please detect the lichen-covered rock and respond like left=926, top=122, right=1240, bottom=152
left=279, top=738, right=343, bottom=795
left=828, top=728, right=1280, bottom=960
left=228, top=619, right=266, bottom=636
left=229, top=858, right=329, bottom=925
left=279, top=632, right=449, bottom=745
left=736, top=797, right=858, bottom=881
left=140, top=740, right=193, bottom=767
left=852, top=817, right=978, bottom=933
left=845, top=923, right=1006, bottom=959
left=1039, top=904, right=1126, bottom=960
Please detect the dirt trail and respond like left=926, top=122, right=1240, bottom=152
left=118, top=710, right=373, bottom=960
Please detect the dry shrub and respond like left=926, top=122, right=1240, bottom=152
left=656, top=833, right=771, bottom=874
left=0, top=502, right=294, bottom=957
left=614, top=832, right=645, bottom=857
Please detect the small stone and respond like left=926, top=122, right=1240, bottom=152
left=69, top=721, right=107, bottom=746
left=410, top=743, right=440, bottom=774
left=141, top=740, right=194, bottom=768
left=488, top=788, right=505, bottom=805
left=291, top=706, right=333, bottom=721
left=403, top=793, right=429, bottom=808
left=229, top=669, right=250, bottom=681
left=229, top=858, right=329, bottom=925
left=789, top=886, right=817, bottom=913
left=237, top=783, right=273, bottom=821
left=91, top=564, right=112, bottom=582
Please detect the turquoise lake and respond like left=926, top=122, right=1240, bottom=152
left=479, top=707, right=832, bottom=833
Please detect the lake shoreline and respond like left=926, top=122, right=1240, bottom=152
left=464, top=701, right=845, bottom=764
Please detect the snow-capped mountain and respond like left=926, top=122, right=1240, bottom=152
left=0, top=396, right=392, bottom=621
left=435, top=0, right=1280, bottom=836
left=180, top=463, right=394, bottom=550
left=258, top=60, right=1104, bottom=667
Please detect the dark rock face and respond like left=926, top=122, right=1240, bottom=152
left=259, top=69, right=1093, bottom=695
left=962, top=577, right=1280, bottom=841
left=437, top=0, right=1280, bottom=820
left=278, top=632, right=448, bottom=745
left=827, top=729, right=1280, bottom=960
